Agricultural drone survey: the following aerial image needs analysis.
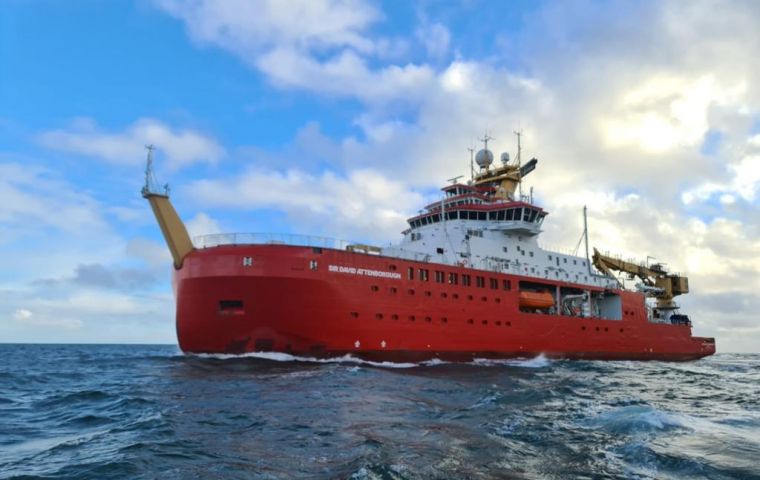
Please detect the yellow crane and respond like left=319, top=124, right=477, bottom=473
left=591, top=248, right=689, bottom=310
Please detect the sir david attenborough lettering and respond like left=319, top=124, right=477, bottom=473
left=328, top=265, right=402, bottom=279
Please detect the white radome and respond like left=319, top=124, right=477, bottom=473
left=475, top=148, right=494, bottom=168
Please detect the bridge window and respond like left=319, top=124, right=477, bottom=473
left=448, top=272, right=458, bottom=285
left=476, top=276, right=485, bottom=288
left=506, top=209, right=515, bottom=221
left=502, top=279, right=511, bottom=290
left=435, top=271, right=445, bottom=283
left=489, top=278, right=498, bottom=289
left=478, top=212, right=487, bottom=220
left=408, top=267, right=414, bottom=280
left=462, top=274, right=471, bottom=286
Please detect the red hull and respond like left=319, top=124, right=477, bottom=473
left=174, top=245, right=715, bottom=361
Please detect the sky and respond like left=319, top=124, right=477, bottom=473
left=1, top=0, right=759, bottom=351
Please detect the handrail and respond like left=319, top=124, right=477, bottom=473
left=193, top=232, right=439, bottom=263
left=193, top=232, right=355, bottom=250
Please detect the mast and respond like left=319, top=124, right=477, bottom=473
left=583, top=205, right=591, bottom=274
left=142, top=144, right=157, bottom=196
left=515, top=130, right=523, bottom=200
left=468, top=147, right=475, bottom=182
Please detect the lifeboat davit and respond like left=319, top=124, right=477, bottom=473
left=519, top=290, right=555, bottom=309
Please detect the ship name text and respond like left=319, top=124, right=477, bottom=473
left=328, top=265, right=402, bottom=279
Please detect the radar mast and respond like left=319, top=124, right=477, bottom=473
left=514, top=130, right=523, bottom=200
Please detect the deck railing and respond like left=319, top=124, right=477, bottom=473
left=193, top=232, right=355, bottom=250
left=192, top=232, right=439, bottom=262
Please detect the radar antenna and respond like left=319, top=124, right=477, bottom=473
left=447, top=175, right=464, bottom=185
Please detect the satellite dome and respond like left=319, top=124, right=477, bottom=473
left=500, top=152, right=510, bottom=165
left=475, top=149, right=494, bottom=168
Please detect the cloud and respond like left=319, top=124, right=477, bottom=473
left=77, top=264, right=157, bottom=289
left=600, top=75, right=747, bottom=154
left=0, top=159, right=176, bottom=342
left=12, top=308, right=32, bottom=320
left=155, top=0, right=380, bottom=54
left=11, top=307, right=82, bottom=329
left=154, top=0, right=435, bottom=103
left=190, top=167, right=426, bottom=241
left=682, top=135, right=760, bottom=205
left=0, top=162, right=107, bottom=238
left=415, top=22, right=450, bottom=60
left=37, top=118, right=224, bottom=170
left=186, top=212, right=221, bottom=240
left=255, top=47, right=435, bottom=103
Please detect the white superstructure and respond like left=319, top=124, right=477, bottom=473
left=382, top=138, right=618, bottom=291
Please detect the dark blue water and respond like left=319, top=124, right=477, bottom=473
left=1, top=345, right=758, bottom=479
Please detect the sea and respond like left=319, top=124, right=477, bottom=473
left=0, top=345, right=758, bottom=480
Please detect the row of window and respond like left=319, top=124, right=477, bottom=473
left=370, top=285, right=502, bottom=303
left=547, top=254, right=586, bottom=267
left=408, top=207, right=544, bottom=229
left=353, top=311, right=626, bottom=333
left=408, top=267, right=511, bottom=290
left=371, top=312, right=513, bottom=327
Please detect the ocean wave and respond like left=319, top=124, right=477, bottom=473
left=3, top=346, right=758, bottom=480
left=472, top=354, right=552, bottom=368
left=584, top=405, right=690, bottom=435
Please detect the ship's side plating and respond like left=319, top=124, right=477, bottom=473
left=174, top=244, right=715, bottom=360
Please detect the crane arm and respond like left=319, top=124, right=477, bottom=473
left=592, top=248, right=689, bottom=308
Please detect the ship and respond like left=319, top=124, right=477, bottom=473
left=142, top=136, right=715, bottom=361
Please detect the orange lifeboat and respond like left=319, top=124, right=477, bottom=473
left=519, top=291, right=555, bottom=309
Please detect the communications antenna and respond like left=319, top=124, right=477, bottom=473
left=479, top=132, right=493, bottom=152
left=514, top=130, right=523, bottom=199
left=468, top=147, right=475, bottom=182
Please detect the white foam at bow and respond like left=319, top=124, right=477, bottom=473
left=187, top=351, right=552, bottom=369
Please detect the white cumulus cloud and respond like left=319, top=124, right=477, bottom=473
left=38, top=118, right=224, bottom=170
